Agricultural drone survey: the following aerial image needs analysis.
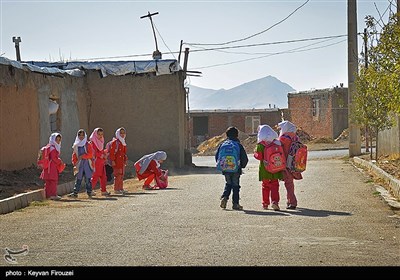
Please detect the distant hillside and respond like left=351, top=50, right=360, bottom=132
left=188, top=75, right=295, bottom=110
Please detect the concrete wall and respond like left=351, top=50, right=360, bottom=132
left=378, top=115, right=400, bottom=156
left=86, top=70, right=186, bottom=168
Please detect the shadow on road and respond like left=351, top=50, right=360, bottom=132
left=244, top=209, right=289, bottom=216
left=243, top=207, right=351, bottom=217
left=281, top=207, right=352, bottom=217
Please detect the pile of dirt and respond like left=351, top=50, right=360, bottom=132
left=297, top=128, right=312, bottom=142
left=195, top=128, right=313, bottom=156
left=309, top=137, right=335, bottom=144
left=196, top=130, right=250, bottom=156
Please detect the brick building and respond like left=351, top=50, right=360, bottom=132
left=188, top=108, right=289, bottom=147
left=288, top=87, right=348, bottom=139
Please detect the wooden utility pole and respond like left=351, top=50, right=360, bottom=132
left=12, top=36, right=21, bottom=61
left=140, top=11, right=162, bottom=59
left=348, top=0, right=362, bottom=156
left=183, top=48, right=189, bottom=80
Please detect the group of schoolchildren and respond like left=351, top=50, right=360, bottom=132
left=40, top=127, right=168, bottom=200
left=40, top=121, right=303, bottom=211
left=216, top=120, right=304, bottom=211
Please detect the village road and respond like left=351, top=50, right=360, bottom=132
left=0, top=153, right=399, bottom=268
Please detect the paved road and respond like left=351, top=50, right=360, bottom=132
left=0, top=153, right=399, bottom=267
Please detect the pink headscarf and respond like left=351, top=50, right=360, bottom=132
left=89, top=128, right=104, bottom=151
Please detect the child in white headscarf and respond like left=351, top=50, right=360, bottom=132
left=109, top=127, right=128, bottom=194
left=134, top=151, right=167, bottom=190
left=68, top=129, right=95, bottom=198
left=253, top=124, right=283, bottom=210
left=40, top=132, right=65, bottom=200
left=89, top=127, right=110, bottom=196
left=278, top=120, right=302, bottom=210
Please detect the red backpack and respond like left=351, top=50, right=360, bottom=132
left=283, top=135, right=308, bottom=173
left=37, top=144, right=51, bottom=169
left=262, top=141, right=286, bottom=173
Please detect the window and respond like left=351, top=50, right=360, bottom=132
left=245, top=116, right=260, bottom=135
left=312, top=99, right=320, bottom=119
left=49, top=99, right=60, bottom=132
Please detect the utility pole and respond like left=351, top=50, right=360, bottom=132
left=12, top=36, right=21, bottom=61
left=363, top=28, right=370, bottom=154
left=183, top=48, right=189, bottom=80
left=140, top=11, right=162, bottom=59
left=348, top=0, right=361, bottom=156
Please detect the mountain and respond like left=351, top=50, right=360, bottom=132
left=188, top=75, right=295, bottom=110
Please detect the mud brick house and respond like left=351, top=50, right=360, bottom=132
left=288, top=87, right=348, bottom=139
left=0, top=57, right=187, bottom=170
left=188, top=108, right=289, bottom=147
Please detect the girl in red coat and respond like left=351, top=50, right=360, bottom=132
left=89, top=127, right=110, bottom=196
left=278, top=120, right=302, bottom=209
left=40, top=132, right=65, bottom=200
left=109, top=127, right=128, bottom=194
left=134, top=151, right=167, bottom=190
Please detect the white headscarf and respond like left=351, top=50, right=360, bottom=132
left=89, top=127, right=104, bottom=151
left=72, top=129, right=87, bottom=149
left=115, top=127, right=126, bottom=146
left=257, top=125, right=280, bottom=145
left=278, top=120, right=297, bottom=136
left=135, top=151, right=167, bottom=175
left=49, top=132, right=61, bottom=153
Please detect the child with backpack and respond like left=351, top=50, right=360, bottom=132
left=108, top=127, right=128, bottom=194
left=39, top=132, right=65, bottom=200
left=67, top=129, right=96, bottom=198
left=253, top=125, right=284, bottom=210
left=278, top=120, right=304, bottom=210
left=89, top=127, right=110, bottom=196
left=134, top=151, right=168, bottom=190
left=215, top=126, right=248, bottom=210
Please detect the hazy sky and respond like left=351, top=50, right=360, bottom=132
left=0, top=0, right=396, bottom=91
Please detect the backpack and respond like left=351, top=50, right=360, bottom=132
left=284, top=135, right=308, bottom=173
left=216, top=139, right=240, bottom=173
left=155, top=169, right=169, bottom=189
left=105, top=139, right=119, bottom=166
left=37, top=144, right=51, bottom=169
left=262, top=141, right=286, bottom=173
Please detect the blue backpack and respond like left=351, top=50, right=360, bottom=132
left=216, top=139, right=240, bottom=172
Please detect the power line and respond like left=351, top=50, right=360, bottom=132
left=154, top=22, right=176, bottom=60
left=193, top=36, right=343, bottom=56
left=186, top=0, right=310, bottom=46
left=190, top=38, right=346, bottom=70
left=71, top=34, right=345, bottom=62
left=186, top=34, right=346, bottom=53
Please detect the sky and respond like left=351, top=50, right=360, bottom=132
left=0, top=0, right=396, bottom=92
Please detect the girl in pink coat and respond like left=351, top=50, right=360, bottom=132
left=109, top=127, right=128, bottom=194
left=89, top=127, right=110, bottom=196
left=278, top=120, right=302, bottom=209
left=40, top=133, right=65, bottom=200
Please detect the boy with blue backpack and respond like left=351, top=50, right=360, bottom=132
left=215, top=126, right=248, bottom=210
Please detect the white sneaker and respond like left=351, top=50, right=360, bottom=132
left=271, top=203, right=280, bottom=211
left=49, top=196, right=61, bottom=200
